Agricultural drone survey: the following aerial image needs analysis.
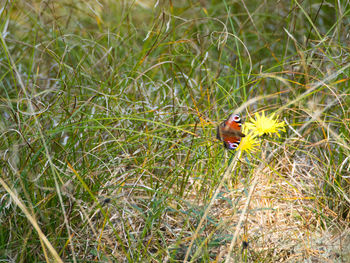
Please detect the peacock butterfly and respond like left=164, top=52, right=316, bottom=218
left=217, top=114, right=245, bottom=150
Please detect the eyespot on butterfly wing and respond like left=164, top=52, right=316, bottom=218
left=217, top=114, right=245, bottom=150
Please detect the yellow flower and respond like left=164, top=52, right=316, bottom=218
left=238, top=126, right=260, bottom=154
left=245, top=111, right=286, bottom=137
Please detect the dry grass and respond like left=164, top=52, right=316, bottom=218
left=1, top=0, right=350, bottom=262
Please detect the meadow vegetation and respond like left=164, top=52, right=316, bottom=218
left=0, top=0, right=350, bottom=262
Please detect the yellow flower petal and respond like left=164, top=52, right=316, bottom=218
left=238, top=126, right=260, bottom=155
left=245, top=111, right=286, bottom=137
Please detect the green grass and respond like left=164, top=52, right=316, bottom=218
left=1, top=0, right=350, bottom=262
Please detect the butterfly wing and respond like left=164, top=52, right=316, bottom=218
left=220, top=132, right=242, bottom=150
left=217, top=114, right=244, bottom=150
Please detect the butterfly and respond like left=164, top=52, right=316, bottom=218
left=216, top=114, right=245, bottom=150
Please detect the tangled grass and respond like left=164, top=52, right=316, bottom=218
left=0, top=0, right=349, bottom=262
